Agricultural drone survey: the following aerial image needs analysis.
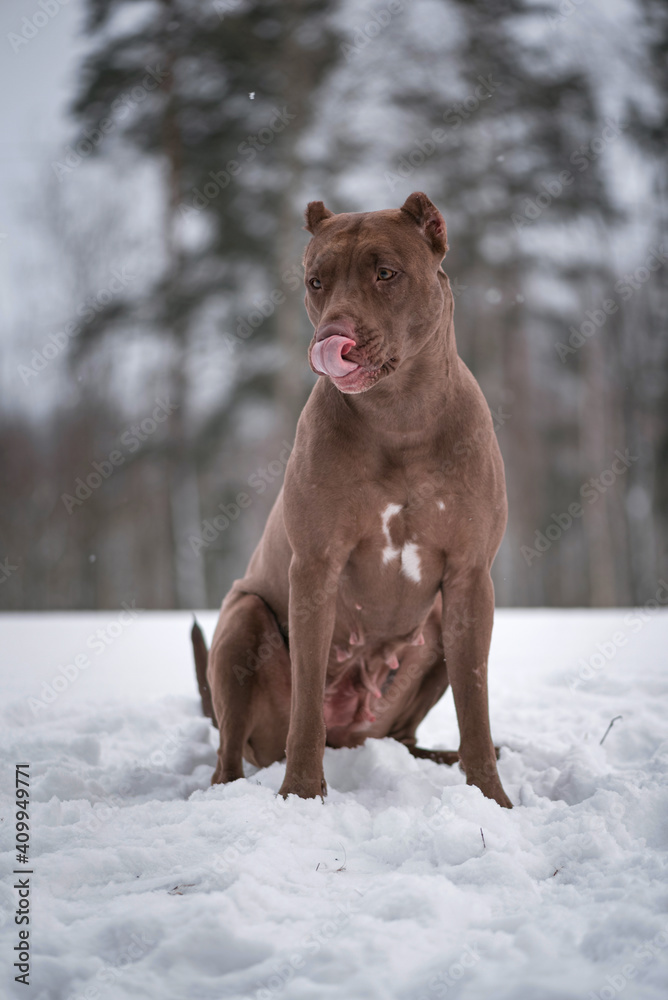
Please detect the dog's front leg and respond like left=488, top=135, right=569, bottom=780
left=442, top=566, right=512, bottom=808
left=278, top=556, right=339, bottom=800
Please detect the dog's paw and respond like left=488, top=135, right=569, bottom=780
left=211, top=766, right=244, bottom=785
left=467, top=774, right=513, bottom=809
left=408, top=745, right=460, bottom=766
left=278, top=773, right=327, bottom=801
left=461, top=757, right=513, bottom=808
left=210, top=750, right=245, bottom=784
left=487, top=785, right=513, bottom=809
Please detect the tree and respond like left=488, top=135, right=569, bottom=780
left=69, top=0, right=338, bottom=606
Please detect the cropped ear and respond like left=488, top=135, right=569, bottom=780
left=400, top=192, right=448, bottom=258
left=304, top=201, right=334, bottom=234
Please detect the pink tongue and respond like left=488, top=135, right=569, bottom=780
left=312, top=335, right=359, bottom=378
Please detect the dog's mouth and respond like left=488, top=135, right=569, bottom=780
left=328, top=356, right=397, bottom=395
left=311, top=335, right=395, bottom=394
left=329, top=366, right=383, bottom=394
left=311, top=335, right=359, bottom=378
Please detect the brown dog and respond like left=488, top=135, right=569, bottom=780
left=192, top=191, right=511, bottom=808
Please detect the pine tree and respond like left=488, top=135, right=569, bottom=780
left=70, top=0, right=338, bottom=606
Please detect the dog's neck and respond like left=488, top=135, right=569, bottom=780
left=331, top=289, right=459, bottom=440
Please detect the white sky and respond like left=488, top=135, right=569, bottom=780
left=0, top=0, right=86, bottom=411
left=0, top=0, right=84, bottom=215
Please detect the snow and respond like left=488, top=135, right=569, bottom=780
left=1, top=609, right=668, bottom=999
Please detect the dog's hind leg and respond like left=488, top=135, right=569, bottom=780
left=406, top=745, right=460, bottom=765
left=205, top=590, right=291, bottom=785
left=390, top=660, right=460, bottom=766
left=389, top=659, right=503, bottom=768
left=384, top=623, right=460, bottom=765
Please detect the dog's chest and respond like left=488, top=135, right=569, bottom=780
left=347, top=494, right=447, bottom=596
left=379, top=502, right=426, bottom=582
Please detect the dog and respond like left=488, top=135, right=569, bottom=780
left=192, top=191, right=511, bottom=808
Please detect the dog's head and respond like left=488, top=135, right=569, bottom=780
left=302, top=192, right=449, bottom=394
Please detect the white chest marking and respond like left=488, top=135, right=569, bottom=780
left=400, top=541, right=422, bottom=582
left=381, top=503, right=402, bottom=563
left=437, top=500, right=445, bottom=511
left=380, top=503, right=422, bottom=583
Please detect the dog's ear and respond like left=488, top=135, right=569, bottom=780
left=304, top=201, right=334, bottom=234
left=400, top=192, right=448, bottom=257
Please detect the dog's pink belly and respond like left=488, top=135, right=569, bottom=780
left=322, top=595, right=442, bottom=743
left=323, top=671, right=373, bottom=729
left=323, top=649, right=389, bottom=730
left=322, top=650, right=422, bottom=747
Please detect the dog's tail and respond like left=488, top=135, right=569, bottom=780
left=191, top=617, right=217, bottom=727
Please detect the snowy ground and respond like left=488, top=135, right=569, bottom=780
left=1, top=608, right=667, bottom=1000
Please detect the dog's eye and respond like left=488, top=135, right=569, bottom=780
left=377, top=268, right=395, bottom=281
left=309, top=277, right=322, bottom=289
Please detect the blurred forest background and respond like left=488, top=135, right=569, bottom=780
left=1, top=0, right=667, bottom=611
